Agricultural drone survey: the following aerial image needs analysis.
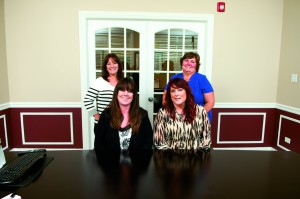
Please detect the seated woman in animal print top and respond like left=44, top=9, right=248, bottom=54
left=153, top=78, right=211, bottom=150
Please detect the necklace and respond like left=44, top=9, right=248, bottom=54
left=175, top=110, right=185, bottom=121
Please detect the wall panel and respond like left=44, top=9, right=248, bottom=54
left=211, top=108, right=276, bottom=148
left=9, top=108, right=82, bottom=149
left=0, top=113, right=8, bottom=149
left=2, top=105, right=300, bottom=152
left=276, top=112, right=300, bottom=154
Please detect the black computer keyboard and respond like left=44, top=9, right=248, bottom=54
left=0, top=149, right=47, bottom=185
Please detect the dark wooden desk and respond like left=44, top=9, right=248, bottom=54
left=1, top=150, right=300, bottom=199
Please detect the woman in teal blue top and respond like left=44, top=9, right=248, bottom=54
left=163, top=52, right=215, bottom=122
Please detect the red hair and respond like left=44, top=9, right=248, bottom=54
left=165, top=78, right=196, bottom=123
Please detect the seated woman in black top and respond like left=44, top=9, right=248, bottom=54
left=94, top=77, right=153, bottom=153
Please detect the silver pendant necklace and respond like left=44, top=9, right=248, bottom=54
left=175, top=111, right=185, bottom=121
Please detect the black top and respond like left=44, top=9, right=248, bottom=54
left=94, top=107, right=153, bottom=153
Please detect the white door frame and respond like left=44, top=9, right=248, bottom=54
left=79, top=11, right=214, bottom=149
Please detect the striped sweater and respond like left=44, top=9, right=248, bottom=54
left=84, top=77, right=115, bottom=121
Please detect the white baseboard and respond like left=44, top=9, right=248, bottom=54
left=10, top=148, right=84, bottom=152
left=213, top=147, right=276, bottom=151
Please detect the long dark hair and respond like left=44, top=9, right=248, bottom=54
left=180, top=52, right=201, bottom=72
left=101, top=53, right=123, bottom=81
left=165, top=78, right=196, bottom=123
left=109, top=77, right=144, bottom=133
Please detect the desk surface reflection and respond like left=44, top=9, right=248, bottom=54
left=1, top=149, right=300, bottom=199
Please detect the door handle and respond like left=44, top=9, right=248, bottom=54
left=148, top=97, right=154, bottom=102
left=148, top=97, right=158, bottom=103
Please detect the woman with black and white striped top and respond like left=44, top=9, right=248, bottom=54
left=84, top=53, right=123, bottom=123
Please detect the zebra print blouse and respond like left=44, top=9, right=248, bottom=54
left=153, top=104, right=211, bottom=150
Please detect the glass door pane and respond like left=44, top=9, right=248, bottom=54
left=152, top=28, right=199, bottom=118
left=95, top=27, right=140, bottom=91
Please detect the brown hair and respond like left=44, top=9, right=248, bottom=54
left=109, top=77, right=145, bottom=133
left=180, top=52, right=201, bottom=71
left=165, top=78, right=196, bottom=123
left=101, top=53, right=123, bottom=81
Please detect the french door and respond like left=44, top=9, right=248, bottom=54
left=80, top=12, right=214, bottom=149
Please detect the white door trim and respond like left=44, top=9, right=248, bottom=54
left=79, top=11, right=214, bottom=149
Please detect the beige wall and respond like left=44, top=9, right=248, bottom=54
left=277, top=0, right=300, bottom=108
left=213, top=1, right=282, bottom=103
left=3, top=0, right=291, bottom=107
left=0, top=0, right=9, bottom=103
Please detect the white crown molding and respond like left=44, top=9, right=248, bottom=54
left=1, top=102, right=300, bottom=115
left=276, top=103, right=300, bottom=116
left=79, top=11, right=214, bottom=21
left=215, top=103, right=300, bottom=115
left=0, top=103, right=10, bottom=111
left=214, top=102, right=277, bottom=108
left=8, top=102, right=83, bottom=108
